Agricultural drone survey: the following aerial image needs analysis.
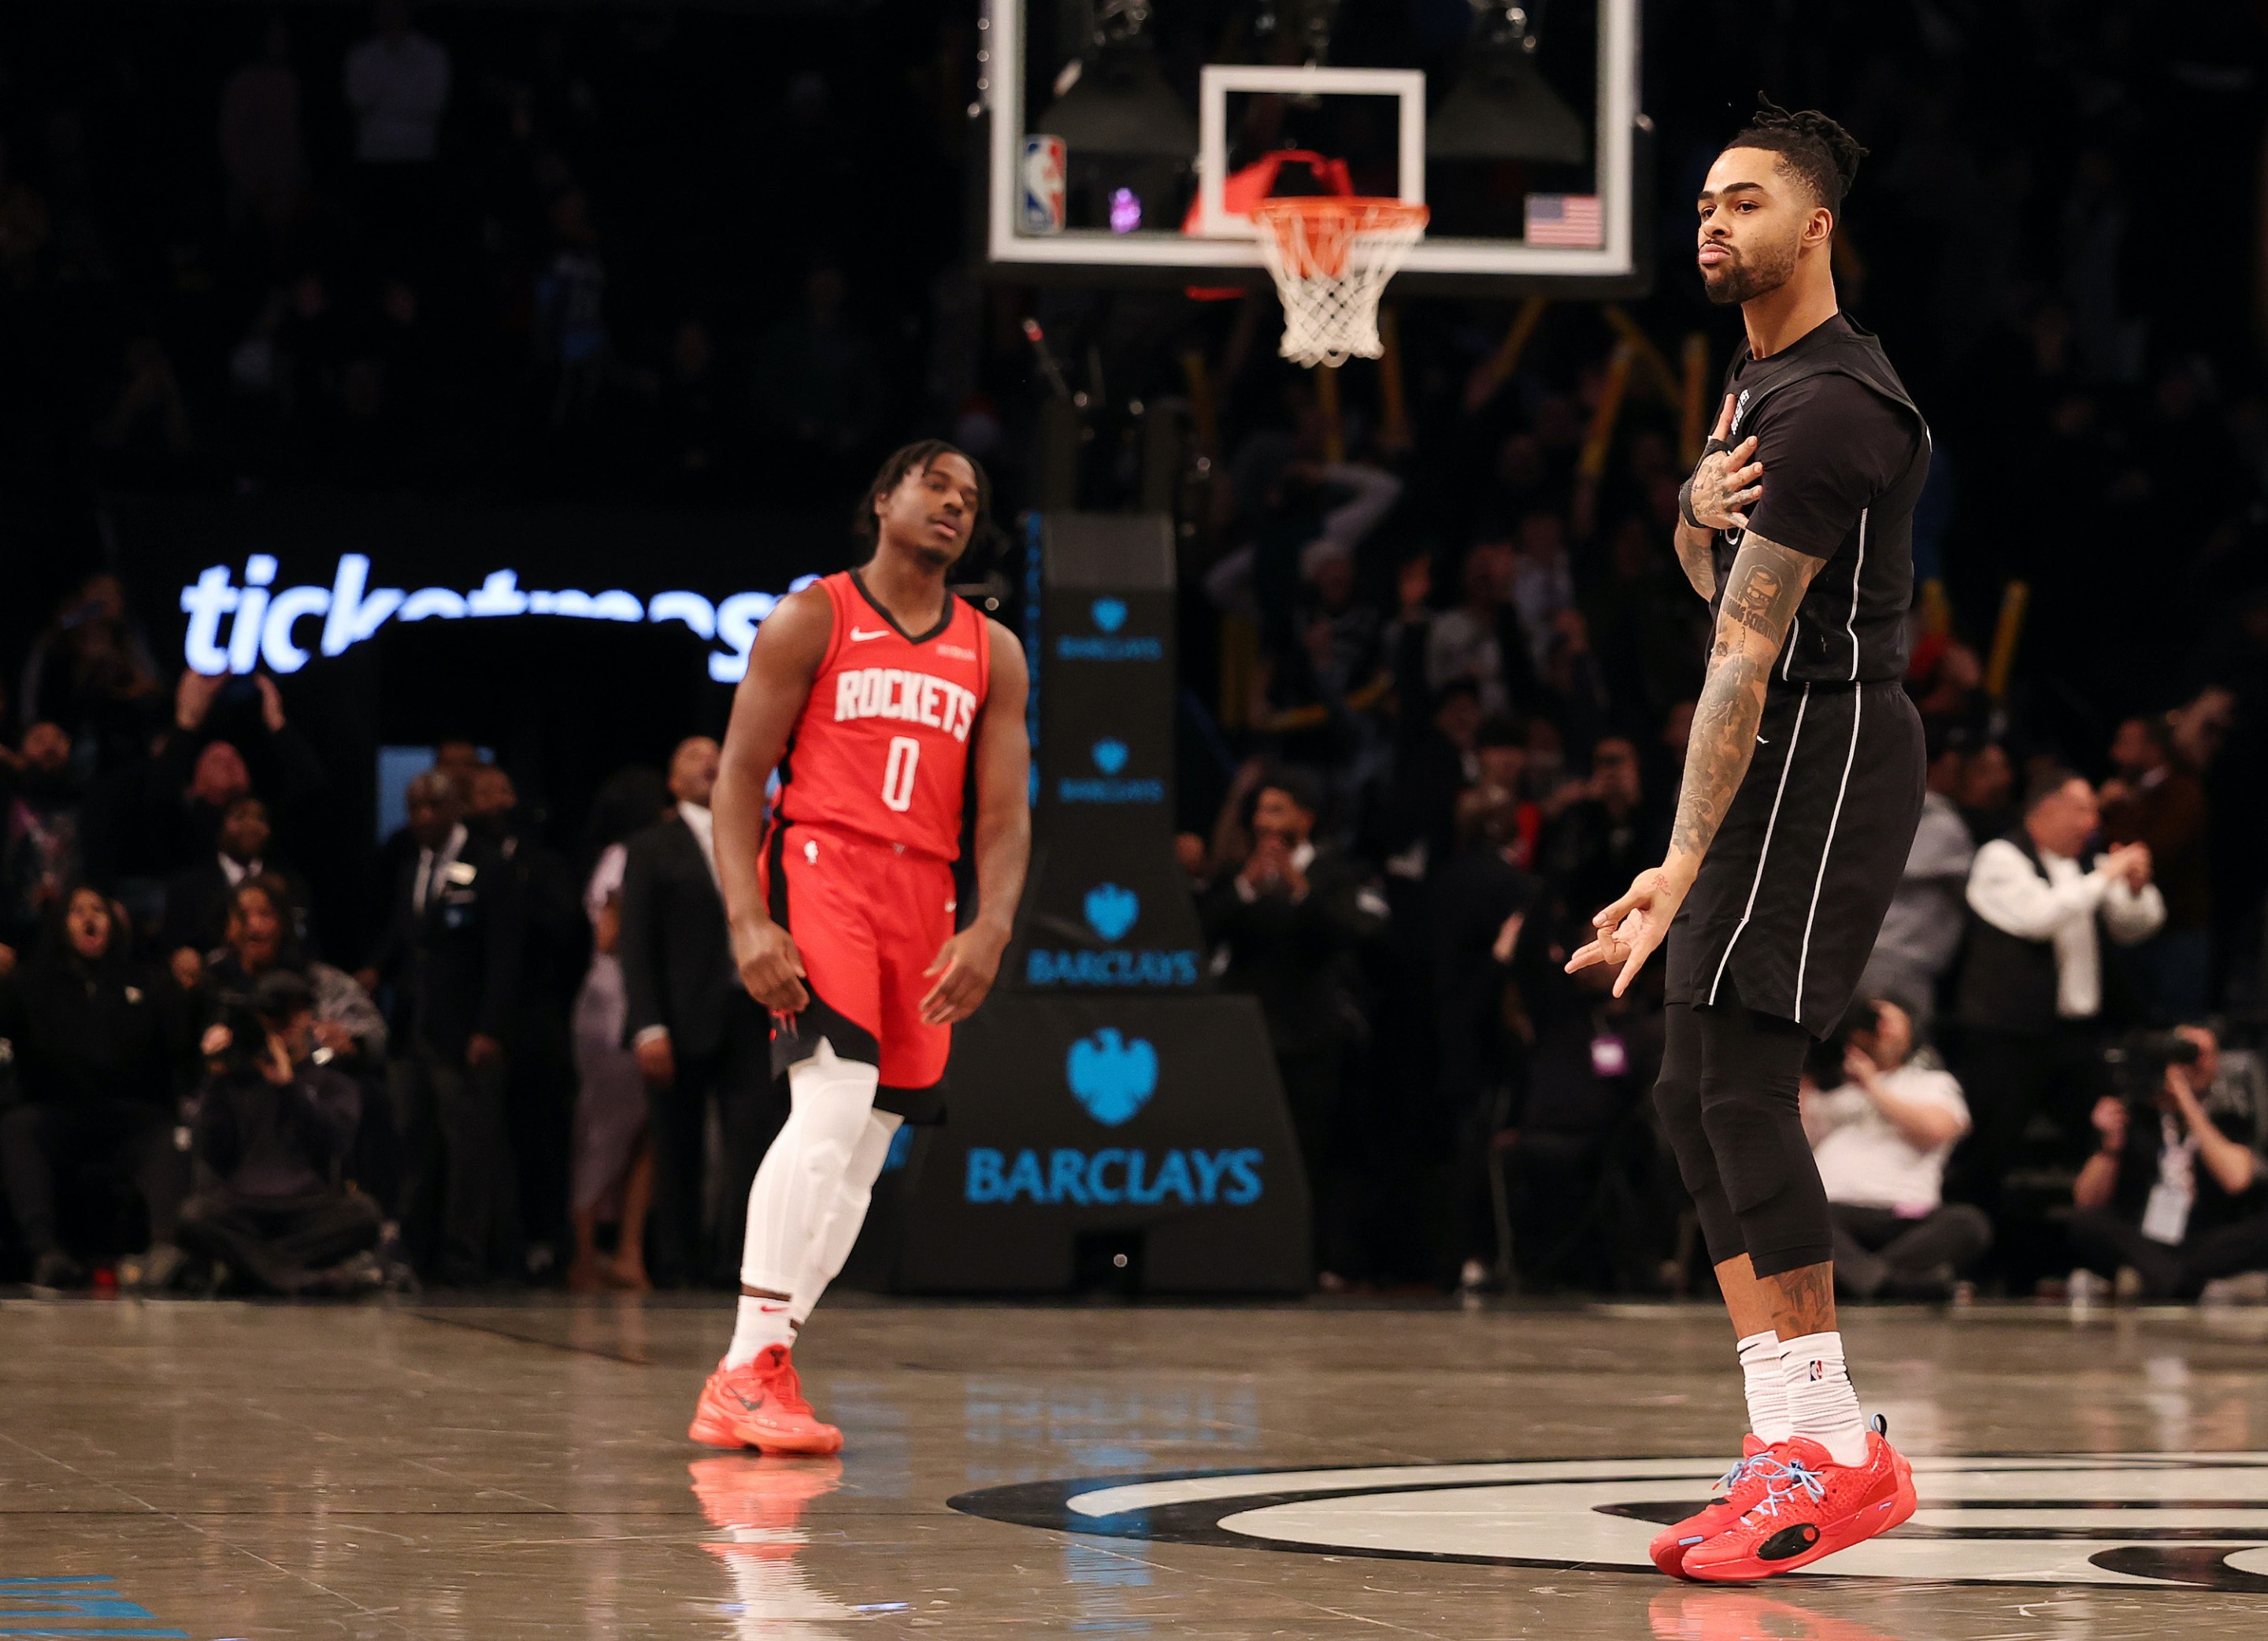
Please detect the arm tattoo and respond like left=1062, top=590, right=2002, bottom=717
left=1672, top=516, right=1717, bottom=601
left=1666, top=532, right=1825, bottom=866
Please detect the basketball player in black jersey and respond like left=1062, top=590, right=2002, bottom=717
left=1567, top=101, right=1929, bottom=1580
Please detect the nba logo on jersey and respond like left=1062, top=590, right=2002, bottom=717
left=1021, top=135, right=1066, bottom=234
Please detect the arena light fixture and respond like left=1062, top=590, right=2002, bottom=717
left=1427, top=2, right=1588, bottom=164
left=1038, top=0, right=1197, bottom=157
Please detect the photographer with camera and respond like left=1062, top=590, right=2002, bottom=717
left=176, top=971, right=384, bottom=1295
left=1803, top=998, right=1992, bottom=1301
left=2069, top=1024, right=2268, bottom=1300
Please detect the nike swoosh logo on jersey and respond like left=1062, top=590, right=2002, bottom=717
left=849, top=626, right=891, bottom=641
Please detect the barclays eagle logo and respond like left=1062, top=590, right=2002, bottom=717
left=1054, top=595, right=1159, bottom=662
left=1066, top=1028, right=1158, bottom=1126
left=1091, top=738, right=1128, bottom=775
left=1084, top=883, right=1140, bottom=942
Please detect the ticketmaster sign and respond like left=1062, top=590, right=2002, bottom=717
left=178, top=554, right=817, bottom=683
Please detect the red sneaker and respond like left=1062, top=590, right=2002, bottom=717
left=687, top=1345, right=844, bottom=1455
left=1648, top=1434, right=1775, bottom=1578
left=1682, top=1423, right=1917, bottom=1583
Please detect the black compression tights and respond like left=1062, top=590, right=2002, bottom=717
left=1652, top=993, right=1831, bottom=1278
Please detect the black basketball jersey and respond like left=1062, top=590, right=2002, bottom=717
left=1710, top=313, right=1930, bottom=691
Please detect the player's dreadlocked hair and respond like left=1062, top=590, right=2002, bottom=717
left=1726, top=94, right=1869, bottom=216
left=851, top=437, right=999, bottom=565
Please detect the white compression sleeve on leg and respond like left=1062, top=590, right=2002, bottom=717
left=788, top=1109, right=904, bottom=1329
left=725, top=1042, right=880, bottom=1369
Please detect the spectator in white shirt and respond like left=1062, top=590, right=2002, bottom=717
left=344, top=0, right=450, bottom=165
left=1947, top=768, right=2164, bottom=1228
left=1803, top=998, right=1991, bottom=1301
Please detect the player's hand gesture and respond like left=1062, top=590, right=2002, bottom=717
left=1564, top=865, right=1689, bottom=997
left=1686, top=395, right=1762, bottom=532
left=919, top=924, right=1008, bottom=1026
left=733, top=917, right=810, bottom=1013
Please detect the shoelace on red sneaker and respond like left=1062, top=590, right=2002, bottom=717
left=1744, top=1458, right=1827, bottom=1521
left=757, top=1356, right=815, bottom=1417
left=1716, top=1451, right=1778, bottom=1494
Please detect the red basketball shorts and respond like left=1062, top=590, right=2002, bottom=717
left=760, top=820, right=956, bottom=1107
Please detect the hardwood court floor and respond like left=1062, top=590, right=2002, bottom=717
left=6, top=1294, right=2268, bottom=1639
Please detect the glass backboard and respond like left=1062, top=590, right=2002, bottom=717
left=981, top=0, right=1647, bottom=294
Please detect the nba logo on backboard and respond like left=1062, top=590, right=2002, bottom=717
left=1021, top=135, right=1065, bottom=235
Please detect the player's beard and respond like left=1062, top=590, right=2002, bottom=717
left=1701, top=232, right=1799, bottom=306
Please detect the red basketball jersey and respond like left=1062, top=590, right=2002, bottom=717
left=773, top=571, right=993, bottom=861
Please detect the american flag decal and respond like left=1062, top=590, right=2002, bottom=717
left=1524, top=193, right=1603, bottom=247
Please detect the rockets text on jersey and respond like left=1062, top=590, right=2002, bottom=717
left=829, top=665, right=980, bottom=743
left=773, top=570, right=993, bottom=861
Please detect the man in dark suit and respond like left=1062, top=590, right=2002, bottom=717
left=466, top=762, right=589, bottom=1280
left=620, top=735, right=780, bottom=1286
left=160, top=796, right=313, bottom=969
left=1199, top=767, right=1386, bottom=1277
left=358, top=768, right=523, bottom=1284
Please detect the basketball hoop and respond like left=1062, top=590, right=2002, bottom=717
left=1247, top=196, right=1428, bottom=369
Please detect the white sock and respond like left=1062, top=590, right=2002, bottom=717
left=724, top=1287, right=797, bottom=1369
left=788, top=1110, right=903, bottom=1328
left=724, top=1043, right=879, bottom=1369
left=1780, top=1331, right=1869, bottom=1467
left=1736, top=1331, right=1793, bottom=1443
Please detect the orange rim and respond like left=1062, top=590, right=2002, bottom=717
left=1248, top=196, right=1429, bottom=279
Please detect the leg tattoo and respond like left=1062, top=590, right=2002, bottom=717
left=1763, top=1260, right=1837, bottom=1340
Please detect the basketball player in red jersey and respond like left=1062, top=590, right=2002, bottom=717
left=688, top=441, right=1029, bottom=1454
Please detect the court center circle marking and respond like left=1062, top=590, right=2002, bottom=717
left=950, top=1453, right=2268, bottom=1589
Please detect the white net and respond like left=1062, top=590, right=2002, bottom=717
left=1248, top=198, right=1429, bottom=369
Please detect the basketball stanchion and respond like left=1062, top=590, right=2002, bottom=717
left=894, top=514, right=1309, bottom=1295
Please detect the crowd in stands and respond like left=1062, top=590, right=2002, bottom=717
left=0, top=3, right=2264, bottom=1302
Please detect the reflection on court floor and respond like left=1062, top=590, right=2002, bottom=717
left=9, top=1297, right=2268, bottom=1639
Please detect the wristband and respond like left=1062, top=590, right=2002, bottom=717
left=1683, top=439, right=1732, bottom=530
